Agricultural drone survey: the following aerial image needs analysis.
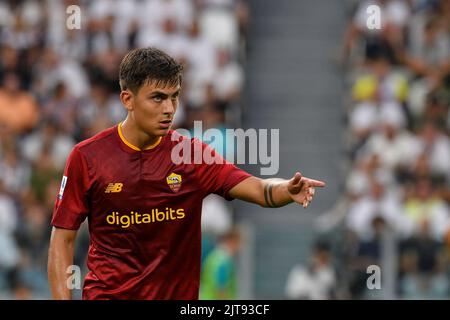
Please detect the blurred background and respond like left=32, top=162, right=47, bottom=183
left=0, top=0, right=449, bottom=300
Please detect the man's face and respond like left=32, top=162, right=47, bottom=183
left=124, top=81, right=180, bottom=137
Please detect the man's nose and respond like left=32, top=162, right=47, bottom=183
left=162, top=99, right=174, bottom=115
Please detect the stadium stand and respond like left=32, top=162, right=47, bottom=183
left=0, top=0, right=248, bottom=299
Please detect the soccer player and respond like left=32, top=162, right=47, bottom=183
left=47, top=47, right=325, bottom=300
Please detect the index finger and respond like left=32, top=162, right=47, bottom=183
left=303, top=178, right=326, bottom=188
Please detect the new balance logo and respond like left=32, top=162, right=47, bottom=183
left=105, top=183, right=123, bottom=193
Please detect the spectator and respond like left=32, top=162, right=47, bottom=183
left=285, top=240, right=336, bottom=300
left=200, top=228, right=242, bottom=300
left=338, top=0, right=450, bottom=299
left=417, top=121, right=450, bottom=181
left=401, top=178, right=450, bottom=240
left=0, top=181, right=20, bottom=281
left=346, top=180, right=404, bottom=239
left=201, top=194, right=233, bottom=263
left=0, top=72, right=38, bottom=133
left=40, top=82, right=79, bottom=135
left=211, top=48, right=244, bottom=105
left=0, top=0, right=248, bottom=299
left=399, top=219, right=449, bottom=299
left=0, top=144, right=31, bottom=197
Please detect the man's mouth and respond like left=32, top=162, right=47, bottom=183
left=159, top=120, right=172, bottom=128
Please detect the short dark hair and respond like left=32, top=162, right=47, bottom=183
left=119, top=47, right=183, bottom=93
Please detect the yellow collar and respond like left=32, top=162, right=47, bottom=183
left=117, top=122, right=162, bottom=151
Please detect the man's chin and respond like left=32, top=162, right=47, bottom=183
left=156, top=127, right=171, bottom=136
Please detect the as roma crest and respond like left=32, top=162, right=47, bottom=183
left=166, top=173, right=182, bottom=193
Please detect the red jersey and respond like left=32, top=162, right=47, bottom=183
left=51, top=124, right=251, bottom=300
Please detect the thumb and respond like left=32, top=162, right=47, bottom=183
left=290, top=172, right=302, bottom=186
left=288, top=172, right=303, bottom=193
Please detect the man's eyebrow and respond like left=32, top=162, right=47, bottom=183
left=150, top=91, right=168, bottom=95
left=150, top=89, right=180, bottom=96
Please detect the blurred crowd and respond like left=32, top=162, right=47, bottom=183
left=285, top=0, right=450, bottom=300
left=0, top=0, right=249, bottom=299
left=7, top=0, right=449, bottom=302
left=340, top=0, right=450, bottom=299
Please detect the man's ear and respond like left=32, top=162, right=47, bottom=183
left=120, top=90, right=134, bottom=111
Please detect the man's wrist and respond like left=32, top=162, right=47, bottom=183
left=264, top=181, right=292, bottom=208
left=280, top=181, right=294, bottom=205
left=263, top=183, right=276, bottom=207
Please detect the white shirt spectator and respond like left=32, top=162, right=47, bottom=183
left=137, top=28, right=189, bottom=61
left=186, top=33, right=216, bottom=81
left=78, top=93, right=126, bottom=130
left=417, top=32, right=449, bottom=67
left=21, top=0, right=44, bottom=27
left=0, top=192, right=20, bottom=269
left=378, top=101, right=407, bottom=128
left=56, top=58, right=90, bottom=99
left=350, top=101, right=406, bottom=135
left=346, top=193, right=404, bottom=240
left=34, top=53, right=89, bottom=100
left=53, top=30, right=88, bottom=62
left=0, top=152, right=30, bottom=195
left=346, top=162, right=394, bottom=197
left=384, top=0, right=411, bottom=28
left=182, top=28, right=217, bottom=105
left=112, top=0, right=139, bottom=51
left=401, top=198, right=450, bottom=240
left=377, top=71, right=409, bottom=104
left=201, top=194, right=232, bottom=236
left=21, top=132, right=75, bottom=170
left=418, top=134, right=450, bottom=179
left=46, top=0, right=70, bottom=53
left=200, top=6, right=239, bottom=52
left=1, top=8, right=41, bottom=50
left=88, top=0, right=139, bottom=52
left=88, top=0, right=114, bottom=20
left=364, top=129, right=422, bottom=171
left=350, top=101, right=378, bottom=134
left=139, top=0, right=194, bottom=32
left=285, top=264, right=336, bottom=300
left=212, top=57, right=244, bottom=101
left=0, top=2, right=14, bottom=28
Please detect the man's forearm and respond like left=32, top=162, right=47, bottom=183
left=228, top=173, right=322, bottom=208
left=48, top=230, right=75, bottom=300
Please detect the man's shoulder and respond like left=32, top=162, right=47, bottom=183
left=74, top=125, right=118, bottom=155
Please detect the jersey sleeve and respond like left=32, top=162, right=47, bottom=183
left=51, top=146, right=91, bottom=230
left=195, top=140, right=252, bottom=200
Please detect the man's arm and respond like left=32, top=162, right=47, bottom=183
left=48, top=227, right=78, bottom=300
left=228, top=172, right=325, bottom=208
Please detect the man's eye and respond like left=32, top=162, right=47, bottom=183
left=171, top=95, right=179, bottom=101
left=153, top=96, right=163, bottom=102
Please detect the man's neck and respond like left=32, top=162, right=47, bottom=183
left=120, top=119, right=161, bottom=150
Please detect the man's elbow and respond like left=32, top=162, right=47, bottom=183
left=48, top=227, right=77, bottom=253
